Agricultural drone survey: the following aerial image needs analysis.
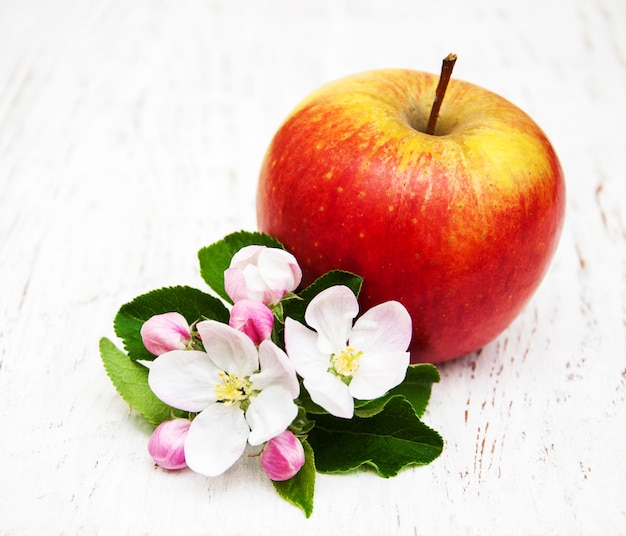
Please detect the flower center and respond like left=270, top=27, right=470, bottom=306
left=330, top=346, right=363, bottom=381
left=214, top=371, right=252, bottom=406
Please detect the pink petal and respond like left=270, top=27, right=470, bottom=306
left=224, top=267, right=248, bottom=303
left=260, top=430, right=305, bottom=481
left=140, top=312, right=191, bottom=356
left=147, top=418, right=190, bottom=470
left=229, top=299, right=274, bottom=345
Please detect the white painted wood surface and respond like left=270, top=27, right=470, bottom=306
left=1, top=0, right=624, bottom=534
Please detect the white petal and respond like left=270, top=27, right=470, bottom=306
left=257, top=248, right=302, bottom=301
left=229, top=245, right=263, bottom=267
left=246, top=386, right=298, bottom=446
left=196, top=320, right=259, bottom=377
left=184, top=404, right=250, bottom=477
left=252, top=340, right=299, bottom=398
left=349, top=350, right=410, bottom=400
left=304, top=285, right=358, bottom=354
left=148, top=350, right=220, bottom=412
left=350, top=300, right=412, bottom=354
left=240, top=263, right=268, bottom=302
left=284, top=317, right=329, bottom=379
left=303, top=371, right=354, bottom=419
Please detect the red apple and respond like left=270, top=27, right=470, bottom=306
left=256, top=67, right=565, bottom=363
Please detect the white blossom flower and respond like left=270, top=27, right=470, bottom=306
left=284, top=285, right=411, bottom=419
left=148, top=320, right=299, bottom=477
left=225, top=245, right=302, bottom=305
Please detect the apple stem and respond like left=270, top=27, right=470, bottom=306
left=425, top=53, right=457, bottom=135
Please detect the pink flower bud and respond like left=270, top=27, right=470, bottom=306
left=141, top=312, right=192, bottom=356
left=225, top=245, right=302, bottom=305
left=229, top=299, right=274, bottom=345
left=260, top=430, right=305, bottom=481
left=147, top=418, right=191, bottom=470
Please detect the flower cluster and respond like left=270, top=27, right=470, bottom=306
left=100, top=231, right=443, bottom=517
left=141, top=244, right=411, bottom=480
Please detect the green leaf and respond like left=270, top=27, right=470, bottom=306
left=282, top=270, right=363, bottom=325
left=114, top=285, right=229, bottom=361
left=272, top=438, right=316, bottom=518
left=99, top=337, right=173, bottom=426
left=354, top=364, right=440, bottom=419
left=198, top=230, right=285, bottom=302
left=307, top=397, right=443, bottom=477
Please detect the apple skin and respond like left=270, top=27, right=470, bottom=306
left=257, top=69, right=565, bottom=363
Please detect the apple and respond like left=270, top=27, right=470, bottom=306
left=256, top=62, right=565, bottom=363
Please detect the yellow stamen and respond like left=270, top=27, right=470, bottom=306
left=214, top=371, right=251, bottom=405
left=331, top=346, right=363, bottom=378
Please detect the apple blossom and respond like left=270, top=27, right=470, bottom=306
left=260, top=430, right=305, bottom=481
left=141, top=312, right=192, bottom=356
left=147, top=418, right=191, bottom=470
left=229, top=298, right=274, bottom=345
left=148, top=320, right=299, bottom=477
left=224, top=245, right=302, bottom=306
left=284, top=285, right=411, bottom=418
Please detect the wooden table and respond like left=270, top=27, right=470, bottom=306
left=1, top=1, right=624, bottom=534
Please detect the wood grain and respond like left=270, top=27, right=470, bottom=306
left=1, top=0, right=624, bottom=534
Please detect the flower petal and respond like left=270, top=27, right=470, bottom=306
left=303, top=371, right=354, bottom=419
left=284, top=317, right=329, bottom=380
left=140, top=312, right=191, bottom=356
left=256, top=248, right=302, bottom=303
left=304, top=285, right=358, bottom=354
left=147, top=418, right=190, bottom=470
left=252, top=340, right=299, bottom=398
left=224, top=266, right=248, bottom=303
left=260, top=430, right=305, bottom=481
left=349, top=349, right=410, bottom=401
left=197, top=320, right=259, bottom=377
left=148, top=350, right=220, bottom=411
left=246, top=385, right=298, bottom=445
left=230, top=244, right=263, bottom=266
left=227, top=246, right=269, bottom=303
left=349, top=300, right=412, bottom=354
left=184, top=404, right=250, bottom=477
left=229, top=299, right=274, bottom=345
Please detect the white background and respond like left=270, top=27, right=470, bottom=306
left=1, top=0, right=624, bottom=534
